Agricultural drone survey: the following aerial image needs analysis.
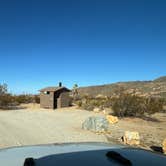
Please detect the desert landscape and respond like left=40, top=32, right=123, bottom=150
left=1, top=1, right=166, bottom=165
left=0, top=76, right=165, bottom=154
left=0, top=103, right=165, bottom=153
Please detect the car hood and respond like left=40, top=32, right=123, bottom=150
left=0, top=142, right=166, bottom=166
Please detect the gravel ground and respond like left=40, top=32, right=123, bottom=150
left=0, top=105, right=165, bottom=151
left=0, top=108, right=107, bottom=149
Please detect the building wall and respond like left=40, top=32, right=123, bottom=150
left=40, top=88, right=71, bottom=109
left=57, top=92, right=71, bottom=108
left=40, top=91, right=54, bottom=109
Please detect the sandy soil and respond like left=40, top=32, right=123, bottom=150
left=106, top=113, right=166, bottom=150
left=0, top=104, right=165, bottom=151
left=0, top=106, right=107, bottom=149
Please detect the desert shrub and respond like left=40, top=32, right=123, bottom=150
left=75, top=95, right=113, bottom=111
left=75, top=96, right=96, bottom=111
left=75, top=92, right=165, bottom=115
left=0, top=83, right=40, bottom=109
left=14, top=94, right=34, bottom=104
left=34, top=95, right=40, bottom=104
left=0, top=93, right=15, bottom=109
left=112, top=94, right=164, bottom=117
left=145, top=97, right=165, bottom=114
left=75, top=100, right=82, bottom=107
left=0, top=84, right=17, bottom=109
left=14, top=94, right=41, bottom=104
left=112, top=94, right=144, bottom=117
left=163, top=98, right=166, bottom=105
left=81, top=103, right=95, bottom=111
left=102, top=96, right=114, bottom=108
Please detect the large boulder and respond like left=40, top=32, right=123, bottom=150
left=162, top=139, right=166, bottom=154
left=106, top=115, right=118, bottom=124
left=82, top=116, right=110, bottom=133
left=122, top=131, right=140, bottom=145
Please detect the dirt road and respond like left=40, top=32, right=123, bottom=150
left=0, top=106, right=165, bottom=150
left=0, top=109, right=107, bottom=149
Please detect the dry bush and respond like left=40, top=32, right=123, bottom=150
left=112, top=94, right=164, bottom=117
left=145, top=97, right=164, bottom=114
left=0, top=93, right=16, bottom=109
left=34, top=95, right=40, bottom=104
left=14, top=94, right=33, bottom=104
left=14, top=94, right=40, bottom=104
left=75, top=95, right=112, bottom=111
left=0, top=84, right=40, bottom=109
left=0, top=84, right=17, bottom=109
left=75, top=92, right=165, bottom=117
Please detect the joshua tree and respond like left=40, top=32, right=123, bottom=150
left=72, top=84, right=78, bottom=98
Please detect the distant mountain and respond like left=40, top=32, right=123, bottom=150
left=154, top=76, right=166, bottom=82
left=77, top=76, right=166, bottom=98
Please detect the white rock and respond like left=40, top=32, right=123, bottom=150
left=93, top=108, right=100, bottom=113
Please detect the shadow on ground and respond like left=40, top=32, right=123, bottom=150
left=140, top=116, right=160, bottom=122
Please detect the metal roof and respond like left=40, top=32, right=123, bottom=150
left=39, top=86, right=70, bottom=92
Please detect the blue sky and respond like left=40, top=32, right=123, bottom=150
left=0, top=0, right=166, bottom=94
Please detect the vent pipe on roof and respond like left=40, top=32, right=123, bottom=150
left=59, top=82, right=62, bottom=87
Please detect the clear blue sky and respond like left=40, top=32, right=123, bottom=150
left=0, top=0, right=166, bottom=94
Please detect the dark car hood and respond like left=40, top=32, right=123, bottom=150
left=0, top=142, right=166, bottom=166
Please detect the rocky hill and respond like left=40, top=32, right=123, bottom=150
left=77, top=76, right=166, bottom=98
